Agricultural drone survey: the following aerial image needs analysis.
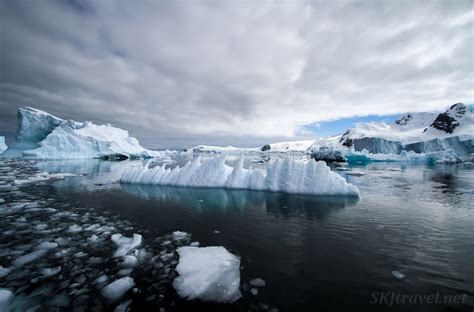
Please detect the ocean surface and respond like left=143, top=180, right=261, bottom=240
left=0, top=154, right=473, bottom=311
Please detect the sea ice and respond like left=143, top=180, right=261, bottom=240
left=0, top=266, right=11, bottom=278
left=121, top=155, right=360, bottom=196
left=101, top=276, right=135, bottom=301
left=249, top=278, right=266, bottom=287
left=12, top=249, right=48, bottom=267
left=173, top=246, right=241, bottom=303
left=392, top=270, right=405, bottom=279
left=172, top=231, right=188, bottom=240
left=67, top=225, right=83, bottom=233
left=111, top=233, right=142, bottom=257
left=40, top=266, right=62, bottom=277
left=0, top=288, right=13, bottom=305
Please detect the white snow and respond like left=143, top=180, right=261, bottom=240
left=192, top=145, right=258, bottom=154
left=264, top=140, right=315, bottom=152
left=111, top=233, right=142, bottom=258
left=121, top=155, right=360, bottom=196
left=0, top=136, right=7, bottom=154
left=101, top=276, right=135, bottom=301
left=173, top=246, right=242, bottom=303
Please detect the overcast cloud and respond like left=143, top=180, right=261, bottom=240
left=0, top=0, right=473, bottom=147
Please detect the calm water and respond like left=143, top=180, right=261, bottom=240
left=1, top=156, right=473, bottom=311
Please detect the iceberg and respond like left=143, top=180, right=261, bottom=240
left=3, top=107, right=165, bottom=159
left=121, top=155, right=360, bottom=196
left=0, top=136, right=7, bottom=154
left=173, top=246, right=241, bottom=303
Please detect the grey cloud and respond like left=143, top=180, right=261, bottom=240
left=0, top=0, right=472, bottom=148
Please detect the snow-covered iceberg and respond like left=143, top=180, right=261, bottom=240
left=121, top=155, right=360, bottom=196
left=173, top=246, right=241, bottom=303
left=0, top=136, right=7, bottom=154
left=4, top=107, right=163, bottom=159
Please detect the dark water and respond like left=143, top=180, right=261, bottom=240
left=1, top=157, right=473, bottom=311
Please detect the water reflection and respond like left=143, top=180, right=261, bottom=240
left=121, top=183, right=358, bottom=220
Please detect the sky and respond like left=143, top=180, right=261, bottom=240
left=0, top=0, right=473, bottom=149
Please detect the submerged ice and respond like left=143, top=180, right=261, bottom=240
left=121, top=155, right=360, bottom=196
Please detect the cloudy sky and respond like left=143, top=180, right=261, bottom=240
left=1, top=0, right=473, bottom=148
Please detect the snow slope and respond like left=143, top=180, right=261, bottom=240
left=5, top=107, right=163, bottom=159
left=121, top=155, right=360, bottom=196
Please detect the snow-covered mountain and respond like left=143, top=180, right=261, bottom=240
left=260, top=103, right=473, bottom=156
left=3, top=107, right=163, bottom=159
left=337, top=103, right=473, bottom=155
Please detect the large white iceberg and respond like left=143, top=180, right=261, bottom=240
left=173, top=246, right=241, bottom=303
left=121, top=155, right=360, bottom=196
left=4, top=107, right=163, bottom=159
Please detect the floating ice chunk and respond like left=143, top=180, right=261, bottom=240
left=345, top=171, right=366, bottom=176
left=67, top=225, right=83, bottom=233
left=111, top=233, right=142, bottom=258
left=250, top=288, right=258, bottom=295
left=0, top=288, right=13, bottom=305
left=101, top=277, right=135, bottom=301
left=12, top=249, right=48, bottom=267
left=249, top=278, right=266, bottom=287
left=50, top=292, right=70, bottom=307
left=392, top=270, right=405, bottom=279
left=121, top=255, right=138, bottom=268
left=173, top=246, right=241, bottom=303
left=87, top=234, right=100, bottom=243
left=0, top=198, right=5, bottom=204
left=0, top=266, right=11, bottom=278
left=190, top=242, right=200, bottom=247
left=84, top=224, right=101, bottom=231
left=34, top=224, right=48, bottom=230
left=34, top=241, right=58, bottom=250
left=121, top=155, right=360, bottom=197
left=213, top=230, right=220, bottom=234
left=40, top=266, right=62, bottom=277
left=114, top=299, right=132, bottom=312
left=95, top=274, right=109, bottom=284
left=172, top=231, right=188, bottom=240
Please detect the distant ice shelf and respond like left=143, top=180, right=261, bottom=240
left=120, top=155, right=360, bottom=196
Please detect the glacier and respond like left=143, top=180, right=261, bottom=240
left=120, top=155, right=360, bottom=196
left=3, top=107, right=164, bottom=160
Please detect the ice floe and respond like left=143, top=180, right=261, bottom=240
left=173, top=246, right=242, bottom=303
left=111, top=233, right=142, bottom=258
left=101, top=276, right=135, bottom=301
